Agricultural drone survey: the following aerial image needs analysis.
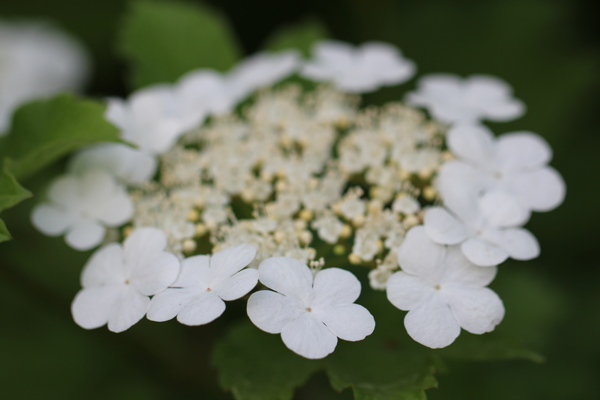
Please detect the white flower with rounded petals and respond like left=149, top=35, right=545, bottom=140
left=31, top=170, right=134, bottom=250
left=424, top=186, right=539, bottom=267
left=147, top=244, right=258, bottom=325
left=387, top=226, right=504, bottom=348
left=229, top=50, right=300, bottom=94
left=439, top=124, right=566, bottom=214
left=71, top=227, right=180, bottom=332
left=302, top=41, right=415, bottom=93
left=247, top=257, right=375, bottom=359
left=68, top=143, right=157, bottom=185
left=406, top=74, right=525, bottom=124
left=106, top=85, right=192, bottom=155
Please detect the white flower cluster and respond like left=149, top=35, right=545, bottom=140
left=31, top=39, right=565, bottom=357
left=0, top=20, right=89, bottom=134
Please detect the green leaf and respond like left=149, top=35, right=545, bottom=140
left=263, top=18, right=329, bottom=57
left=433, top=333, right=545, bottom=363
left=0, top=162, right=32, bottom=242
left=119, top=0, right=242, bottom=88
left=0, top=93, right=121, bottom=181
left=212, top=322, right=322, bottom=400
left=324, top=286, right=438, bottom=400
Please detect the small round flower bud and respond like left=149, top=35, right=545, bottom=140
left=187, top=209, right=200, bottom=222
left=367, top=199, right=383, bottom=214
left=423, top=186, right=437, bottom=201
left=300, top=230, right=313, bottom=245
left=299, top=209, right=314, bottom=221
left=182, top=239, right=197, bottom=254
left=348, top=253, right=362, bottom=265
left=352, top=214, right=365, bottom=227
left=441, top=150, right=454, bottom=162
left=339, top=224, right=352, bottom=239
left=333, top=244, right=346, bottom=255
left=274, top=230, right=286, bottom=244
left=195, top=223, right=207, bottom=237
left=397, top=169, right=411, bottom=180
left=294, top=219, right=307, bottom=231
left=418, top=168, right=433, bottom=180
left=275, top=180, right=287, bottom=192
left=403, top=214, right=419, bottom=228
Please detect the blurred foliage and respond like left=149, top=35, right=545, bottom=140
left=119, top=0, right=241, bottom=88
left=0, top=0, right=599, bottom=399
left=262, top=18, right=330, bottom=57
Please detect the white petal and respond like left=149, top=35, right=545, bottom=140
left=176, top=293, right=226, bottom=326
left=404, top=294, right=461, bottom=348
left=482, top=99, right=525, bottom=122
left=442, top=287, right=504, bottom=334
left=105, top=98, right=128, bottom=128
left=146, top=288, right=194, bottom=322
left=47, top=175, right=79, bottom=208
left=71, top=286, right=121, bottom=329
left=424, top=207, right=469, bottom=245
left=441, top=246, right=497, bottom=287
left=281, top=313, right=338, bottom=359
left=499, top=228, right=540, bottom=261
left=447, top=124, right=496, bottom=167
left=478, top=190, right=529, bottom=228
left=172, top=255, right=210, bottom=288
left=69, top=143, right=157, bottom=185
left=247, top=290, right=303, bottom=334
left=81, top=243, right=125, bottom=287
left=107, top=287, right=150, bottom=333
left=95, top=188, right=134, bottom=227
left=258, top=257, right=313, bottom=300
left=496, top=132, right=551, bottom=172
left=209, top=243, right=257, bottom=286
left=461, top=238, right=507, bottom=267
left=313, top=303, right=375, bottom=341
left=386, top=271, right=435, bottom=310
left=214, top=268, right=259, bottom=301
left=508, top=167, right=566, bottom=212
left=65, top=220, right=105, bottom=251
left=465, top=75, right=512, bottom=100
left=122, top=227, right=168, bottom=272
left=131, top=251, right=180, bottom=296
left=31, top=204, right=73, bottom=235
left=310, top=268, right=361, bottom=306
left=397, top=226, right=446, bottom=280
left=437, top=160, right=488, bottom=200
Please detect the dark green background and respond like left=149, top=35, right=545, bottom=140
left=1, top=0, right=599, bottom=399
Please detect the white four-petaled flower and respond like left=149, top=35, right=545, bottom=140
left=387, top=226, right=504, bottom=348
left=302, top=40, right=415, bottom=93
left=71, top=227, right=180, bottom=332
left=31, top=170, right=133, bottom=250
left=147, top=244, right=258, bottom=326
left=406, top=74, right=525, bottom=125
left=247, top=257, right=375, bottom=359
left=439, top=124, right=566, bottom=216
left=424, top=187, right=540, bottom=267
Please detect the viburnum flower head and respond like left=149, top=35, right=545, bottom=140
left=71, top=227, right=180, bottom=333
left=147, top=244, right=258, bottom=326
left=302, top=40, right=416, bottom=93
left=247, top=257, right=375, bottom=359
left=387, top=226, right=504, bottom=348
left=31, top=170, right=133, bottom=250
left=406, top=74, right=525, bottom=125
left=439, top=124, right=566, bottom=216
left=424, top=186, right=540, bottom=267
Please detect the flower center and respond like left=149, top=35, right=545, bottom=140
left=306, top=307, right=312, bottom=312
left=124, top=279, right=130, bottom=285
left=434, top=284, right=441, bottom=290
left=206, top=288, right=212, bottom=292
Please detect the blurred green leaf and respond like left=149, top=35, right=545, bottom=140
left=119, top=0, right=241, bottom=88
left=212, top=322, right=322, bottom=400
left=0, top=161, right=32, bottom=242
left=433, top=333, right=544, bottom=363
left=263, top=18, right=329, bottom=57
left=0, top=93, right=120, bottom=181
